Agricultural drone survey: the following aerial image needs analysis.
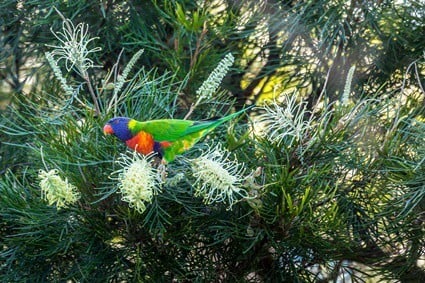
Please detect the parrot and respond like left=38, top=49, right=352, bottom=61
left=103, top=106, right=253, bottom=163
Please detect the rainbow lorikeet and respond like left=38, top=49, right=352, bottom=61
left=103, top=106, right=252, bottom=163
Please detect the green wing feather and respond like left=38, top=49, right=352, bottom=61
left=130, top=119, right=195, bottom=141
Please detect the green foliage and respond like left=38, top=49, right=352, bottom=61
left=1, top=1, right=425, bottom=282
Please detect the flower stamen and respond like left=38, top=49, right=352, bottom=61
left=190, top=144, right=250, bottom=210
left=38, top=169, right=80, bottom=209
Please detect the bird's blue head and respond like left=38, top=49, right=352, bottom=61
left=103, top=117, right=133, bottom=142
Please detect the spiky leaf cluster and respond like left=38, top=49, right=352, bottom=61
left=1, top=2, right=424, bottom=282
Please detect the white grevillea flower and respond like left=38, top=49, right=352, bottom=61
left=45, top=52, right=74, bottom=97
left=113, top=49, right=144, bottom=96
left=47, top=19, right=101, bottom=76
left=195, top=53, right=235, bottom=102
left=341, top=65, right=356, bottom=105
left=107, top=49, right=145, bottom=113
left=38, top=169, right=80, bottom=209
left=256, top=95, right=312, bottom=146
left=190, top=144, right=250, bottom=210
left=113, top=152, right=161, bottom=214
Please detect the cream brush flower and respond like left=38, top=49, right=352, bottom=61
left=190, top=144, right=250, bottom=210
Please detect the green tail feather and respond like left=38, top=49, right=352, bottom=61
left=184, top=105, right=254, bottom=135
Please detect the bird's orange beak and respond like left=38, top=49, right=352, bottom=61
left=103, top=124, right=114, bottom=135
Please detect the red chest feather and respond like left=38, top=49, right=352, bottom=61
left=125, top=131, right=155, bottom=155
